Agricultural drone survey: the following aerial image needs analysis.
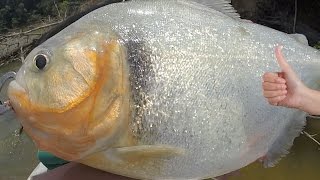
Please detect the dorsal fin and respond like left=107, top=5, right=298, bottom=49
left=132, top=0, right=241, bottom=20
left=189, top=0, right=241, bottom=19
left=289, top=33, right=309, bottom=45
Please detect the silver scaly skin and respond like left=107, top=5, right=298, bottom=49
left=8, top=0, right=320, bottom=179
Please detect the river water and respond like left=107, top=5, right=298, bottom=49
left=0, top=62, right=319, bottom=180
left=230, top=119, right=320, bottom=180
left=0, top=61, right=38, bottom=180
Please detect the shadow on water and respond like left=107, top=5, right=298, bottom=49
left=0, top=62, right=320, bottom=180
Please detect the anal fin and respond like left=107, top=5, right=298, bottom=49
left=263, top=111, right=306, bottom=167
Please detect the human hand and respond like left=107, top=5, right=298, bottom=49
left=262, top=45, right=308, bottom=109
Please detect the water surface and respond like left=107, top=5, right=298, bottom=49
left=230, top=119, right=320, bottom=180
left=0, top=61, right=38, bottom=180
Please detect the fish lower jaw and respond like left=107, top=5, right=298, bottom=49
left=8, top=80, right=26, bottom=93
left=7, top=80, right=27, bottom=107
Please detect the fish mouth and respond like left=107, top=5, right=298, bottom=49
left=0, top=71, right=16, bottom=91
left=7, top=80, right=27, bottom=108
left=0, top=72, right=17, bottom=114
left=8, top=80, right=26, bottom=93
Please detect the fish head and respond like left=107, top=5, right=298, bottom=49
left=7, top=25, right=129, bottom=161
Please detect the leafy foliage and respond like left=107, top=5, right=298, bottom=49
left=0, top=0, right=87, bottom=33
left=314, top=42, right=320, bottom=50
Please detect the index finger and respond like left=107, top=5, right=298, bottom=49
left=262, top=72, right=286, bottom=83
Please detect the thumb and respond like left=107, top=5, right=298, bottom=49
left=274, top=45, right=293, bottom=74
left=274, top=45, right=302, bottom=88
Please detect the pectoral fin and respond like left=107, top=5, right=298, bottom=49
left=107, top=145, right=185, bottom=163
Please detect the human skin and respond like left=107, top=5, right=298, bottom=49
left=262, top=46, right=320, bottom=115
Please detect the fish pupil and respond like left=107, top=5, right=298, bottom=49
left=35, top=55, right=47, bottom=70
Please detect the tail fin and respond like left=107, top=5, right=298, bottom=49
left=263, top=111, right=306, bottom=167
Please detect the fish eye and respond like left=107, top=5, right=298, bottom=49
left=34, top=54, right=48, bottom=70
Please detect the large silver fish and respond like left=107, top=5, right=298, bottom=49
left=6, top=0, right=320, bottom=179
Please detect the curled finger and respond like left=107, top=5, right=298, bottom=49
left=267, top=95, right=286, bottom=105
left=263, top=90, right=287, bottom=98
left=262, top=82, right=287, bottom=91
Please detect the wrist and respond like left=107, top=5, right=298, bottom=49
left=299, top=86, right=320, bottom=115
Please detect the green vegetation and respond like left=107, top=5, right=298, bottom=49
left=0, top=0, right=87, bottom=33
left=314, top=42, right=320, bottom=50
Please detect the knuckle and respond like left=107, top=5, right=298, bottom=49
left=268, top=99, right=276, bottom=104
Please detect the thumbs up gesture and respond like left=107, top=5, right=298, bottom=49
left=262, top=46, right=307, bottom=109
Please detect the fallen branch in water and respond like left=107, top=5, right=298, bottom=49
left=302, top=131, right=320, bottom=147
left=0, top=41, right=34, bottom=67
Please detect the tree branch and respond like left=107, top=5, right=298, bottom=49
left=54, top=0, right=62, bottom=18
left=0, top=21, right=62, bottom=39
left=293, top=0, right=297, bottom=33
